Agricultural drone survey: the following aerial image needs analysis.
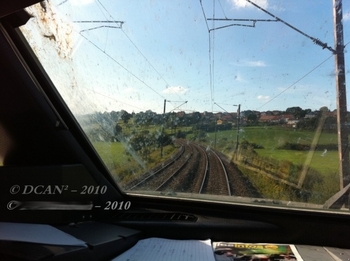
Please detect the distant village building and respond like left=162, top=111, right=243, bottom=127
left=259, top=114, right=295, bottom=124
left=259, top=115, right=281, bottom=123
left=286, top=120, right=299, bottom=128
left=176, top=111, right=186, bottom=117
left=304, top=112, right=317, bottom=119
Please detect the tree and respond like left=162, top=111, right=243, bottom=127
left=175, top=130, right=186, bottom=139
left=120, top=110, right=132, bottom=124
left=185, top=112, right=201, bottom=125
left=286, top=106, right=306, bottom=119
left=319, top=106, right=330, bottom=112
left=113, top=123, right=123, bottom=141
left=110, top=111, right=120, bottom=121
left=114, top=123, right=122, bottom=134
left=247, top=113, right=258, bottom=125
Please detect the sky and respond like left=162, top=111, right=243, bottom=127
left=22, top=0, right=350, bottom=114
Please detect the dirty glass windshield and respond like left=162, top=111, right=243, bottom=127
left=19, top=0, right=350, bottom=212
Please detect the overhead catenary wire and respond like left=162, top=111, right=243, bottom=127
left=96, top=0, right=171, bottom=88
left=204, top=1, right=278, bottom=112
left=119, top=29, right=186, bottom=104
left=76, top=1, right=164, bottom=100
left=199, top=0, right=210, bottom=32
left=85, top=87, right=145, bottom=111
left=120, top=30, right=172, bottom=89
left=95, top=0, right=184, bottom=104
left=97, top=1, right=174, bottom=96
left=50, top=0, right=147, bottom=111
left=245, top=0, right=336, bottom=54
left=210, top=0, right=216, bottom=111
left=78, top=32, right=166, bottom=101
left=199, top=0, right=214, bottom=112
left=79, top=25, right=122, bottom=33
left=201, top=0, right=217, bottom=112
left=74, top=20, right=124, bottom=25
left=217, top=0, right=227, bottom=19
left=204, top=0, right=343, bottom=113
left=169, top=101, right=188, bottom=112
left=256, top=33, right=350, bottom=111
left=256, top=54, right=334, bottom=110
left=74, top=0, right=176, bottom=109
left=207, top=18, right=278, bottom=31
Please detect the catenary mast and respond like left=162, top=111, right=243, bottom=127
left=333, top=0, right=349, bottom=189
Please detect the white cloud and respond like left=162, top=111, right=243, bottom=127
left=229, top=0, right=268, bottom=9
left=162, top=86, right=188, bottom=94
left=257, top=95, right=270, bottom=101
left=246, top=60, right=266, bottom=67
left=231, top=59, right=267, bottom=67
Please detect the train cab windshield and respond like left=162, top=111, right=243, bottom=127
left=12, top=0, right=350, bottom=214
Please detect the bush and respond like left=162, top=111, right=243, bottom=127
left=303, top=168, right=324, bottom=191
left=277, top=142, right=309, bottom=150
left=240, top=139, right=264, bottom=149
left=277, top=142, right=338, bottom=151
left=175, top=130, right=186, bottom=139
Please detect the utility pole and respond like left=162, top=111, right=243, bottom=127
left=213, top=102, right=241, bottom=156
left=214, top=119, right=218, bottom=148
left=235, top=104, right=241, bottom=160
left=160, top=99, right=166, bottom=158
left=160, top=100, right=187, bottom=156
left=333, top=0, right=349, bottom=189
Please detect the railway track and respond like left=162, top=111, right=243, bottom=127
left=155, top=140, right=205, bottom=193
left=126, top=145, right=186, bottom=190
left=127, top=139, right=259, bottom=198
left=198, top=145, right=231, bottom=196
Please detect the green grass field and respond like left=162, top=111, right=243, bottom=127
left=92, top=142, right=128, bottom=167
left=91, top=124, right=342, bottom=203
left=202, top=126, right=342, bottom=203
left=230, top=126, right=336, bottom=148
left=92, top=140, right=177, bottom=184
left=256, top=149, right=339, bottom=177
left=93, top=124, right=341, bottom=179
left=206, top=126, right=340, bottom=177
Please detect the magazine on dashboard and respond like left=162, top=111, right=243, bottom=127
left=213, top=242, right=303, bottom=261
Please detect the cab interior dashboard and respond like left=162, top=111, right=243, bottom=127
left=1, top=1, right=350, bottom=260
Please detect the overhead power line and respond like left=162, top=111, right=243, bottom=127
left=169, top=101, right=188, bottom=112
left=217, top=0, right=227, bottom=18
left=206, top=0, right=336, bottom=53
left=199, top=0, right=210, bottom=32
left=78, top=32, right=165, bottom=100
left=245, top=0, right=336, bottom=54
left=256, top=54, right=334, bottom=110
left=73, top=0, right=172, bottom=103
left=211, top=0, right=216, bottom=111
left=73, top=20, right=124, bottom=33
left=120, top=30, right=172, bottom=89
left=74, top=20, right=124, bottom=26
left=199, top=0, right=215, bottom=111
left=93, top=0, right=182, bottom=104
left=207, top=18, right=278, bottom=31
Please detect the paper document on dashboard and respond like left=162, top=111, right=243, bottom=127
left=112, top=237, right=215, bottom=261
left=0, top=222, right=87, bottom=247
left=213, top=242, right=304, bottom=261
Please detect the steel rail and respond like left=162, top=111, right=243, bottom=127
left=128, top=145, right=185, bottom=190
left=206, top=148, right=232, bottom=196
